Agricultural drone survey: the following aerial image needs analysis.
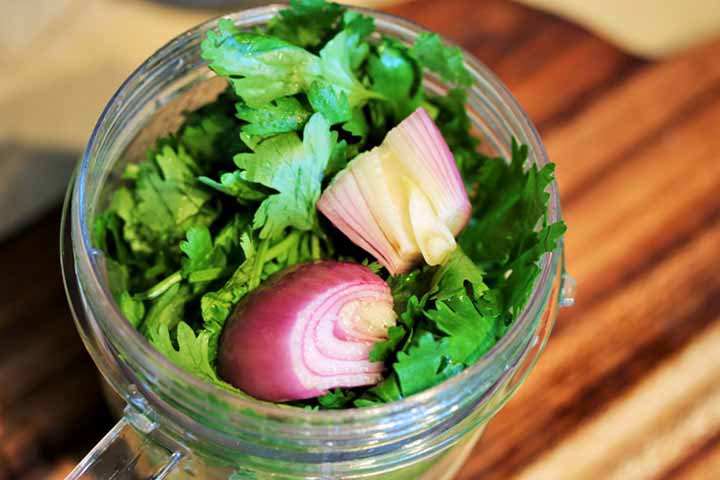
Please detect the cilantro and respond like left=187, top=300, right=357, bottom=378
left=369, top=325, right=406, bottom=362
left=266, top=0, right=345, bottom=50
left=177, top=95, right=245, bottom=165
left=429, top=248, right=488, bottom=301
left=198, top=171, right=267, bottom=203
left=133, top=146, right=217, bottom=251
left=235, top=97, right=311, bottom=136
left=399, top=295, right=424, bottom=330
left=200, top=229, right=327, bottom=329
left=308, top=81, right=352, bottom=125
left=394, top=332, right=463, bottom=396
left=233, top=113, right=335, bottom=239
left=425, top=295, right=498, bottom=365
left=202, top=19, right=322, bottom=107
left=317, top=389, right=356, bottom=409
left=92, top=0, right=566, bottom=411
left=319, top=30, right=381, bottom=107
left=354, top=374, right=403, bottom=406
left=341, top=106, right=369, bottom=141
left=142, top=283, right=192, bottom=337
left=368, top=36, right=422, bottom=122
left=104, top=258, right=130, bottom=300
left=459, top=138, right=566, bottom=286
left=93, top=210, right=130, bottom=265
left=326, top=138, right=349, bottom=178
left=200, top=231, right=258, bottom=328
left=202, top=17, right=379, bottom=111
left=180, top=226, right=228, bottom=285
left=118, top=291, right=145, bottom=328
left=342, top=11, right=375, bottom=69
left=148, top=321, right=243, bottom=394
left=410, top=33, right=472, bottom=86
left=387, top=268, right=433, bottom=311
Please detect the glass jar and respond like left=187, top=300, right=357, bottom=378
left=60, top=5, right=575, bottom=479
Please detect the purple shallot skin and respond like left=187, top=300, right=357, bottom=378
left=218, top=261, right=395, bottom=402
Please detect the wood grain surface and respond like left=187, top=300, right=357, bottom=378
left=1, top=0, right=719, bottom=478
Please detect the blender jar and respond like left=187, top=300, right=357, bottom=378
left=61, top=5, right=575, bottom=479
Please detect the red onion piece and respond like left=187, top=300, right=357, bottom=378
left=318, top=107, right=471, bottom=275
left=218, top=261, right=395, bottom=402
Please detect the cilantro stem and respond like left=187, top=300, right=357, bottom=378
left=265, top=231, right=301, bottom=260
left=311, top=234, right=321, bottom=260
left=137, top=271, right=182, bottom=300
left=246, top=231, right=308, bottom=290
left=249, top=240, right=270, bottom=290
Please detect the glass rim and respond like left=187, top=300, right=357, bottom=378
left=72, top=4, right=562, bottom=426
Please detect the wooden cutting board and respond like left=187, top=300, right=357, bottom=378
left=1, top=0, right=719, bottom=478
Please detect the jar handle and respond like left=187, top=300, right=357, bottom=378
left=66, top=406, right=186, bottom=479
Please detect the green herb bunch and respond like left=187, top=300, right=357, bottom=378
left=93, top=0, right=565, bottom=409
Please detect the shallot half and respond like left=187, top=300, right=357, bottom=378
left=318, top=107, right=471, bottom=275
left=218, top=261, right=396, bottom=402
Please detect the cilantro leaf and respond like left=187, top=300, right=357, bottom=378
left=149, top=321, right=215, bottom=380
left=110, top=146, right=218, bottom=257
left=317, top=389, right=356, bottom=409
left=109, top=187, right=150, bottom=255
left=180, top=226, right=228, bottom=285
left=233, top=113, right=334, bottom=239
left=142, top=283, right=192, bottom=337
left=266, top=0, right=345, bottom=50
left=369, top=325, right=406, bottom=362
left=200, top=228, right=330, bottom=331
left=308, top=81, right=352, bottom=125
left=204, top=15, right=379, bottom=124
left=429, top=248, right=488, bottom=301
left=399, top=294, right=424, bottom=330
left=213, top=213, right=253, bottom=264
left=459, top=138, right=563, bottom=277
left=458, top=137, right=565, bottom=330
left=394, top=332, right=463, bottom=396
left=411, top=32, right=472, bottom=86
left=235, top=96, right=311, bottom=136
left=200, top=232, right=257, bottom=328
left=504, top=221, right=566, bottom=318
left=341, top=106, right=369, bottom=144
left=319, top=30, right=382, bottom=107
left=177, top=95, right=245, bottom=165
left=104, top=257, right=130, bottom=300
left=326, top=137, right=349, bottom=178
left=93, top=210, right=130, bottom=265
left=425, top=295, right=498, bottom=365
left=198, top=170, right=268, bottom=203
left=118, top=291, right=145, bottom=328
left=368, top=37, right=422, bottom=122
left=354, top=373, right=403, bottom=407
left=148, top=321, right=246, bottom=395
left=341, top=11, right=374, bottom=70
left=202, top=19, right=322, bottom=107
left=387, top=267, right=433, bottom=311
left=136, top=147, right=217, bottom=237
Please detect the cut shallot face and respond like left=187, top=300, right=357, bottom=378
left=317, top=107, right=471, bottom=275
left=218, top=261, right=395, bottom=402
